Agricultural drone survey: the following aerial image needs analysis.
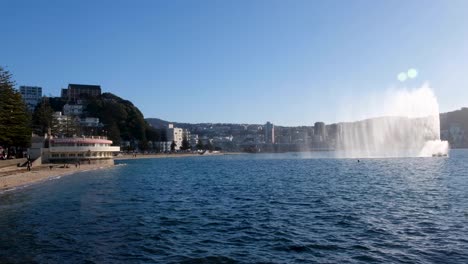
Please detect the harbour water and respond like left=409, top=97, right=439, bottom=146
left=1, top=151, right=468, bottom=263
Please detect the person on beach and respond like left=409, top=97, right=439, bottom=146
left=27, top=161, right=31, bottom=171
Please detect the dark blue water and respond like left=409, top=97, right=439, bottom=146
left=1, top=151, right=468, bottom=263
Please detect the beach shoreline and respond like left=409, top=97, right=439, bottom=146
left=0, top=152, right=243, bottom=192
left=0, top=163, right=114, bottom=192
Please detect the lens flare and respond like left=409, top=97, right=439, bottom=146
left=397, top=72, right=407, bottom=82
left=407, top=68, right=418, bottom=79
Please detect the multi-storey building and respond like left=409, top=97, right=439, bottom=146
left=61, top=84, right=101, bottom=102
left=314, top=122, right=326, bottom=141
left=19, top=86, right=42, bottom=111
left=166, top=124, right=184, bottom=150
left=265, top=122, right=275, bottom=144
left=63, top=104, right=84, bottom=116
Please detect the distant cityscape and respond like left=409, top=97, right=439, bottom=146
left=20, top=84, right=468, bottom=153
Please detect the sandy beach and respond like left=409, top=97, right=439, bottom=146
left=0, top=163, right=114, bottom=192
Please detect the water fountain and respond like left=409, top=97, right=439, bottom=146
left=336, top=84, right=449, bottom=158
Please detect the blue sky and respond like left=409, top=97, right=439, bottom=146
left=2, top=0, right=468, bottom=125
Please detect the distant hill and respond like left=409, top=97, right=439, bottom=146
left=440, top=107, right=468, bottom=148
left=146, top=118, right=171, bottom=129
left=86, top=93, right=160, bottom=146
left=146, top=107, right=468, bottom=148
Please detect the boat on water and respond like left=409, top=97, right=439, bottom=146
left=432, top=153, right=448, bottom=157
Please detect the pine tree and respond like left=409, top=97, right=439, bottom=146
left=32, top=97, right=54, bottom=136
left=180, top=138, right=190, bottom=150
left=170, top=140, right=177, bottom=152
left=196, top=139, right=204, bottom=150
left=0, top=66, right=31, bottom=155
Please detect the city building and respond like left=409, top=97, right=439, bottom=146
left=189, top=134, right=199, bottom=147
left=52, top=112, right=79, bottom=136
left=314, top=122, right=326, bottom=141
left=166, top=124, right=184, bottom=150
left=19, top=86, right=42, bottom=111
left=28, top=134, right=120, bottom=165
left=265, top=122, right=275, bottom=144
left=63, top=104, right=84, bottom=116
left=80, top=117, right=101, bottom=128
left=61, top=84, right=101, bottom=102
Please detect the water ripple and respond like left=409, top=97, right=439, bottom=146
left=1, top=151, right=468, bottom=263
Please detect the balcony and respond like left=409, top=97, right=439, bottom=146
left=49, top=146, right=120, bottom=153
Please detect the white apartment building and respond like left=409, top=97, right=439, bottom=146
left=166, top=124, right=184, bottom=150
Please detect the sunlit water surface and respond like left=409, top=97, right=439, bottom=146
left=1, top=150, right=468, bottom=263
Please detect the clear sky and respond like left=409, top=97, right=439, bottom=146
left=2, top=0, right=468, bottom=125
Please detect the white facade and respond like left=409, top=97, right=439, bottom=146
left=47, top=136, right=120, bottom=163
left=166, top=124, right=184, bottom=150
left=52, top=112, right=80, bottom=136
left=265, top=122, right=275, bottom=144
left=80, top=117, right=101, bottom=127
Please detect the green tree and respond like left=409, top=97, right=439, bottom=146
left=107, top=122, right=121, bottom=146
left=51, top=115, right=80, bottom=137
left=145, top=126, right=160, bottom=142
left=205, top=140, right=214, bottom=152
left=85, top=92, right=151, bottom=144
left=170, top=140, right=177, bottom=152
left=180, top=138, right=190, bottom=150
left=32, top=98, right=54, bottom=136
left=0, top=67, right=31, bottom=156
left=138, top=140, right=150, bottom=152
left=48, top=97, right=67, bottom=112
left=196, top=139, right=204, bottom=150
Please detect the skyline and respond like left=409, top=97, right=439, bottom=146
left=3, top=0, right=468, bottom=126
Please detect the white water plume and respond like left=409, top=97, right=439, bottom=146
left=336, top=84, right=449, bottom=158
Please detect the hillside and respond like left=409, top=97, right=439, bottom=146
left=86, top=93, right=160, bottom=146
left=146, top=107, right=468, bottom=149
left=145, top=118, right=171, bottom=129
left=440, top=107, right=468, bottom=148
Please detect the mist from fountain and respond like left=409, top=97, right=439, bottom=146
left=336, top=84, right=449, bottom=158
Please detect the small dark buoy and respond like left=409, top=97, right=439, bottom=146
left=357, top=159, right=360, bottom=163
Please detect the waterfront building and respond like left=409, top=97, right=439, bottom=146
left=28, top=135, right=120, bottom=165
left=183, top=129, right=191, bottom=143
left=265, top=122, right=275, bottom=144
left=47, top=136, right=119, bottom=164
left=166, top=124, right=184, bottom=150
left=189, top=134, right=199, bottom=147
left=19, top=86, right=42, bottom=111
left=61, top=84, right=101, bottom=102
